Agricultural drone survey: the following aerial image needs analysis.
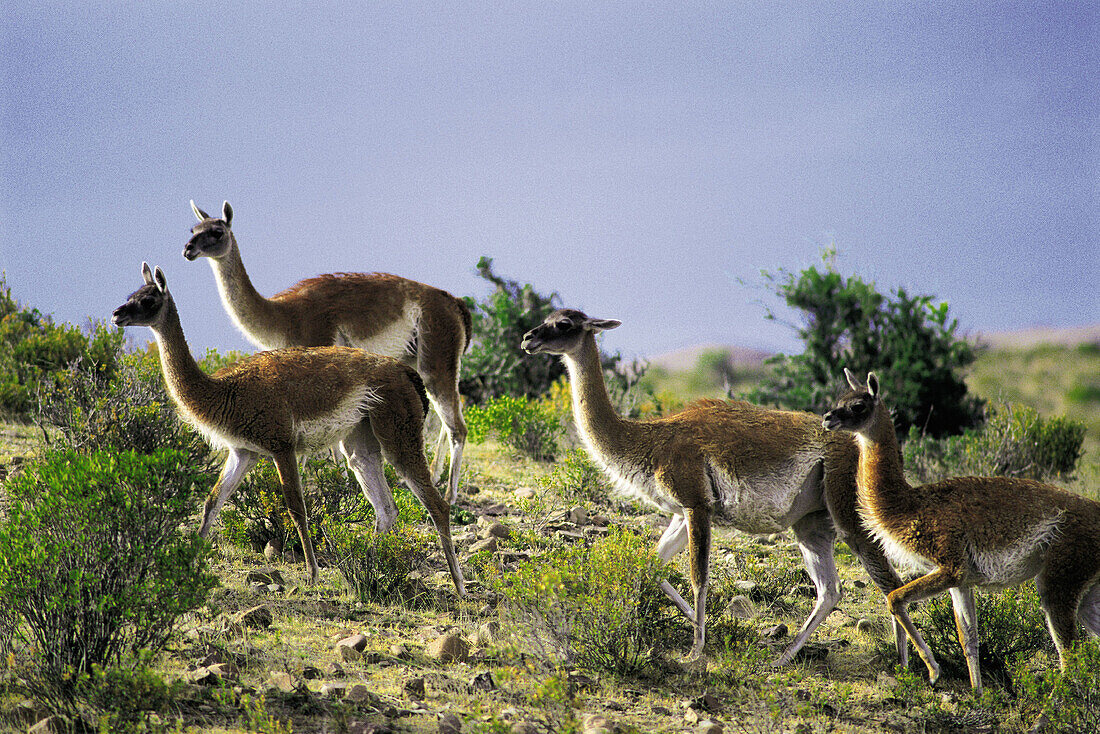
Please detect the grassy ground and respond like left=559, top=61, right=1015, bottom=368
left=3, top=342, right=1098, bottom=732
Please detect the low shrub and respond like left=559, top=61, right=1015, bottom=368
left=904, top=402, right=1085, bottom=484
left=465, top=394, right=562, bottom=461
left=36, top=347, right=210, bottom=464
left=319, top=520, right=430, bottom=605
left=493, top=528, right=680, bottom=676
left=539, top=448, right=611, bottom=505
left=912, top=584, right=1052, bottom=689
left=1011, top=637, right=1100, bottom=732
left=0, top=449, right=218, bottom=713
left=0, top=276, right=125, bottom=420
left=219, top=457, right=426, bottom=554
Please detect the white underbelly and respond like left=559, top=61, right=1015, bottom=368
left=338, top=303, right=421, bottom=359
left=709, top=453, right=823, bottom=534
left=968, top=513, right=1063, bottom=586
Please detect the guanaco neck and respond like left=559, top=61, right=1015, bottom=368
left=561, top=332, right=638, bottom=460
left=854, top=402, right=916, bottom=515
left=150, top=298, right=221, bottom=423
left=208, top=235, right=286, bottom=348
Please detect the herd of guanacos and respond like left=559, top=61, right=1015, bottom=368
left=110, top=200, right=1100, bottom=691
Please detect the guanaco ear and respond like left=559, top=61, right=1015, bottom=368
left=153, top=266, right=168, bottom=293
left=844, top=367, right=862, bottom=391
left=222, top=201, right=233, bottom=226
left=866, top=372, right=880, bottom=398
left=142, top=261, right=155, bottom=285
left=585, top=318, right=621, bottom=332
left=191, top=200, right=210, bottom=221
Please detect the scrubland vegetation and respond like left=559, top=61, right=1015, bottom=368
left=1, top=256, right=1097, bottom=733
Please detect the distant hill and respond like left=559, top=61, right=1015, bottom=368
left=645, top=324, right=1100, bottom=375
left=645, top=343, right=773, bottom=373
left=972, top=324, right=1100, bottom=350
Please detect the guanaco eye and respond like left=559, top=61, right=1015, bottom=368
left=554, top=320, right=571, bottom=332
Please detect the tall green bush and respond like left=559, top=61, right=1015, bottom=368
left=0, top=449, right=218, bottom=711
left=0, top=276, right=124, bottom=420
left=465, top=394, right=562, bottom=461
left=746, top=249, right=984, bottom=438
left=459, top=257, right=647, bottom=406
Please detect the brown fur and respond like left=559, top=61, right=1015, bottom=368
left=184, top=201, right=469, bottom=501
left=824, top=370, right=1100, bottom=689
left=522, top=309, right=929, bottom=666
left=112, top=264, right=465, bottom=595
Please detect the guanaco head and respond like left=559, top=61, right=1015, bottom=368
left=521, top=309, right=621, bottom=356
left=183, top=200, right=234, bottom=261
left=822, top=368, right=881, bottom=433
left=112, top=263, right=171, bottom=328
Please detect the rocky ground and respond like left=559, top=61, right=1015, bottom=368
left=4, top=439, right=1056, bottom=733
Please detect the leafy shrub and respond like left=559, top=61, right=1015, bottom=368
left=912, top=585, right=1051, bottom=689
left=1012, top=638, right=1100, bottom=732
left=459, top=256, right=565, bottom=403
left=493, top=528, right=680, bottom=676
left=459, top=257, right=647, bottom=407
left=904, top=402, right=1085, bottom=483
left=219, top=457, right=427, bottom=554
left=465, top=394, right=562, bottom=461
left=36, top=346, right=210, bottom=464
left=0, top=276, right=124, bottom=420
left=319, top=521, right=429, bottom=604
left=0, top=449, right=218, bottom=711
left=746, top=248, right=984, bottom=438
left=539, top=448, right=611, bottom=504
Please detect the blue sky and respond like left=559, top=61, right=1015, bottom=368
left=2, top=2, right=1097, bottom=360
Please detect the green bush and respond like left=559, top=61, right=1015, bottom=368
left=539, top=448, right=611, bottom=504
left=36, top=347, right=210, bottom=464
left=459, top=256, right=566, bottom=403
left=493, top=528, right=680, bottom=676
left=913, top=585, right=1051, bottom=689
left=904, top=402, right=1085, bottom=483
left=1012, top=638, right=1100, bottom=732
left=465, top=394, right=562, bottom=461
left=0, top=449, right=218, bottom=711
left=319, top=521, right=430, bottom=605
left=0, top=276, right=124, bottom=420
left=746, top=248, right=984, bottom=438
left=219, top=457, right=427, bottom=554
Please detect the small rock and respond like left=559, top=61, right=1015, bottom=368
left=484, top=521, right=512, bottom=539
left=470, top=536, right=498, bottom=553
left=326, top=661, right=346, bottom=678
left=348, top=722, right=393, bottom=734
left=347, top=684, right=380, bottom=706
left=482, top=503, right=507, bottom=515
left=246, top=567, right=285, bottom=585
left=684, top=708, right=701, bottom=724
left=302, top=665, right=323, bottom=680
left=465, top=484, right=481, bottom=495
left=761, top=623, right=788, bottom=640
left=605, top=700, right=625, bottom=712
left=404, top=676, right=426, bottom=700
left=652, top=705, right=672, bottom=715
left=567, top=506, right=588, bottom=526
left=475, top=621, right=501, bottom=647
left=581, top=713, right=612, bottom=734
left=339, top=645, right=363, bottom=662
left=698, top=721, right=724, bottom=734
left=320, top=681, right=348, bottom=698
left=589, top=514, right=610, bottom=526
left=856, top=617, right=881, bottom=634
left=337, top=633, right=369, bottom=653
left=427, top=632, right=469, bottom=663
left=470, top=670, right=496, bottom=691
left=725, top=594, right=756, bottom=620
left=263, top=538, right=283, bottom=562
left=438, top=711, right=462, bottom=733
left=732, top=579, right=759, bottom=596
left=390, top=643, right=409, bottom=658
left=514, top=488, right=536, bottom=500
left=853, top=578, right=867, bottom=589
left=28, top=716, right=65, bottom=733
left=234, top=604, right=274, bottom=629
left=568, top=671, right=598, bottom=691
left=509, top=723, right=540, bottom=734
left=269, top=671, right=296, bottom=692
